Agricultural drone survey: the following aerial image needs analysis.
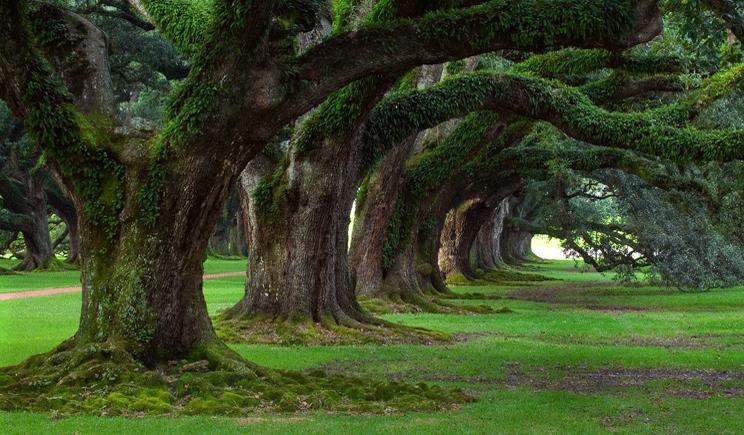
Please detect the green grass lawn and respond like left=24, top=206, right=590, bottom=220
left=0, top=257, right=247, bottom=293
left=2, top=260, right=744, bottom=434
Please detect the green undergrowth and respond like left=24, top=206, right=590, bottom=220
left=31, top=258, right=79, bottom=273
left=212, top=314, right=451, bottom=346
left=0, top=257, right=76, bottom=274
left=0, top=258, right=247, bottom=293
left=4, top=259, right=744, bottom=432
left=446, top=268, right=557, bottom=286
left=358, top=293, right=494, bottom=316
left=0, top=339, right=469, bottom=417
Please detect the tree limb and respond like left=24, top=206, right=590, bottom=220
left=288, top=0, right=662, bottom=119
left=705, top=0, right=744, bottom=43
left=363, top=69, right=744, bottom=164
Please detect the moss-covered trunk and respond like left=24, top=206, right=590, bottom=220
left=70, top=148, right=246, bottom=363
left=207, top=189, right=246, bottom=258
left=350, top=139, right=415, bottom=297
left=500, top=197, right=535, bottom=264
left=225, top=146, right=369, bottom=328
left=17, top=205, right=54, bottom=271
left=11, top=171, right=55, bottom=271
left=473, top=198, right=510, bottom=270
left=377, top=180, right=465, bottom=304
left=438, top=199, right=496, bottom=280
left=77, top=221, right=215, bottom=363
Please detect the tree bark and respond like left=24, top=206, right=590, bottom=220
left=16, top=200, right=54, bottom=271
left=208, top=188, right=247, bottom=257
left=225, top=141, right=372, bottom=327
left=72, top=149, right=246, bottom=363
left=438, top=199, right=495, bottom=280
left=46, top=182, right=80, bottom=263
left=500, top=196, right=535, bottom=264
left=0, top=167, right=55, bottom=271
left=473, top=198, right=510, bottom=270
left=350, top=138, right=416, bottom=297
left=379, top=179, right=465, bottom=303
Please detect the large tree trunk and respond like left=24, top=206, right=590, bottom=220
left=225, top=143, right=371, bottom=329
left=439, top=196, right=514, bottom=280
left=350, top=138, right=415, bottom=297
left=208, top=188, right=247, bottom=257
left=16, top=205, right=53, bottom=271
left=8, top=170, right=55, bottom=271
left=224, top=71, right=427, bottom=333
left=377, top=179, right=464, bottom=305
left=438, top=199, right=494, bottom=280
left=71, top=154, right=244, bottom=363
left=499, top=197, right=535, bottom=264
left=47, top=183, right=79, bottom=263
left=473, top=199, right=510, bottom=271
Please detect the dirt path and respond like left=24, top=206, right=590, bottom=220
left=0, top=271, right=245, bottom=301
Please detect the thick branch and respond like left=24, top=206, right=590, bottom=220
left=28, top=5, right=116, bottom=116
left=0, top=209, right=33, bottom=232
left=705, top=0, right=744, bottom=43
left=289, top=0, right=662, bottom=117
left=86, top=1, right=156, bottom=31
left=127, top=0, right=213, bottom=56
left=364, top=70, right=744, bottom=164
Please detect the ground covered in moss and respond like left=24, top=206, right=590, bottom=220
left=0, top=339, right=468, bottom=416
left=213, top=313, right=453, bottom=345
left=3, top=258, right=744, bottom=433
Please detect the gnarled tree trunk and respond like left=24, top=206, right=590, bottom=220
left=225, top=141, right=371, bottom=328
left=208, top=188, right=247, bottom=258
left=350, top=138, right=415, bottom=297
left=0, top=168, right=55, bottom=271
left=379, top=179, right=465, bottom=304
left=499, top=196, right=535, bottom=264
left=473, top=198, right=510, bottom=271
left=71, top=146, right=249, bottom=363
left=438, top=199, right=494, bottom=280
left=47, top=182, right=79, bottom=263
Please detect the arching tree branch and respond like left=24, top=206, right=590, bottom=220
left=288, top=0, right=662, bottom=118
left=705, top=0, right=744, bottom=43
left=363, top=68, right=744, bottom=164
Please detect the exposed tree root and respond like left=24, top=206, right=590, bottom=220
left=0, top=339, right=470, bottom=416
left=213, top=314, right=452, bottom=346
left=446, top=269, right=557, bottom=287
left=437, top=292, right=505, bottom=301
left=13, top=257, right=79, bottom=272
left=358, top=293, right=494, bottom=316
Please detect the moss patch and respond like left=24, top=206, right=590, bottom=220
left=0, top=339, right=470, bottom=416
left=359, top=294, right=494, bottom=316
left=447, top=269, right=557, bottom=286
left=212, top=314, right=451, bottom=346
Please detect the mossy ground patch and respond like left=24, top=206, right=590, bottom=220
left=0, top=339, right=470, bottom=417
left=213, top=314, right=452, bottom=346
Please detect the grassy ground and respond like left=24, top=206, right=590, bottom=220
left=2, top=259, right=744, bottom=433
left=0, top=257, right=247, bottom=293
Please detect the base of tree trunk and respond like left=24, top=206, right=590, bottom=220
left=359, top=293, right=495, bottom=316
left=371, top=253, right=497, bottom=315
left=446, top=267, right=557, bottom=287
left=13, top=256, right=79, bottom=272
left=0, top=337, right=470, bottom=415
left=212, top=313, right=450, bottom=345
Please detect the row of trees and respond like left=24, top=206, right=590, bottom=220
left=0, top=105, right=79, bottom=270
left=0, top=109, right=245, bottom=270
left=1, top=0, right=743, bottom=415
